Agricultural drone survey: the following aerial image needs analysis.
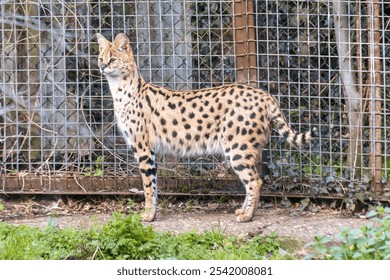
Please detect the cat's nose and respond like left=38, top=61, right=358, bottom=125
left=100, top=64, right=108, bottom=73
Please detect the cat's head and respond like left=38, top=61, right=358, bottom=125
left=95, top=33, right=136, bottom=77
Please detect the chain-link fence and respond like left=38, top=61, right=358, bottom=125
left=1, top=0, right=389, bottom=200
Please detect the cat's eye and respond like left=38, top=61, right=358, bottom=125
left=109, top=58, right=116, bottom=64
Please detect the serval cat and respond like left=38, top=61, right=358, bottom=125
left=96, top=33, right=315, bottom=222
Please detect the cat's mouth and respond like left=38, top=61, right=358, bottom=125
left=100, top=64, right=108, bottom=74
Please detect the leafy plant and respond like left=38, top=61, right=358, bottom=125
left=154, top=229, right=289, bottom=260
left=84, top=156, right=104, bottom=177
left=0, top=201, right=3, bottom=212
left=385, top=159, right=390, bottom=181
left=305, top=207, right=390, bottom=260
left=96, top=213, right=158, bottom=260
left=0, top=213, right=292, bottom=260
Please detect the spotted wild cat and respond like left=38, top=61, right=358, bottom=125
left=95, top=33, right=315, bottom=222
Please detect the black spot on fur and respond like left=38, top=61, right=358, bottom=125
left=168, top=102, right=176, bottom=109
left=140, top=167, right=157, bottom=177
left=234, top=164, right=246, bottom=171
left=145, top=95, right=153, bottom=111
left=232, top=154, right=242, bottom=161
left=138, top=155, right=148, bottom=162
left=149, top=87, right=157, bottom=95
left=137, top=78, right=142, bottom=92
left=292, top=133, right=299, bottom=144
left=245, top=154, right=253, bottom=160
left=186, top=95, right=201, bottom=102
left=145, top=158, right=155, bottom=166
left=240, top=144, right=248, bottom=151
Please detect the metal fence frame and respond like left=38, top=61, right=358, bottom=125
left=0, top=0, right=389, bottom=199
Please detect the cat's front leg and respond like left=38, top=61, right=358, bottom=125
left=137, top=150, right=158, bottom=222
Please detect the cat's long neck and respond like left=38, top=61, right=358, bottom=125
left=106, top=65, right=144, bottom=97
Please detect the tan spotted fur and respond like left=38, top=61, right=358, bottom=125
left=96, top=33, right=314, bottom=222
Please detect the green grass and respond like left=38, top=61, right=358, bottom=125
left=4, top=205, right=389, bottom=260
left=0, top=213, right=292, bottom=260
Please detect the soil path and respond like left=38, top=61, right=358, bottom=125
left=2, top=197, right=369, bottom=244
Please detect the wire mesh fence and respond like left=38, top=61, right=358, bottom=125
left=0, top=0, right=389, bottom=200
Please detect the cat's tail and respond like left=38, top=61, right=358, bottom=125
left=268, top=96, right=317, bottom=147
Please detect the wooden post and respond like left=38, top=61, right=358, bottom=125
left=368, top=0, right=383, bottom=192
left=233, top=0, right=257, bottom=86
left=332, top=0, right=363, bottom=180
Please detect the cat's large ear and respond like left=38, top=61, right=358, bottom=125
left=96, top=33, right=110, bottom=53
left=114, top=33, right=131, bottom=54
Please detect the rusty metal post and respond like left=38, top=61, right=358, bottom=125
left=233, top=0, right=257, bottom=86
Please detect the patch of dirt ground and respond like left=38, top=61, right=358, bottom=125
left=0, top=196, right=370, bottom=245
